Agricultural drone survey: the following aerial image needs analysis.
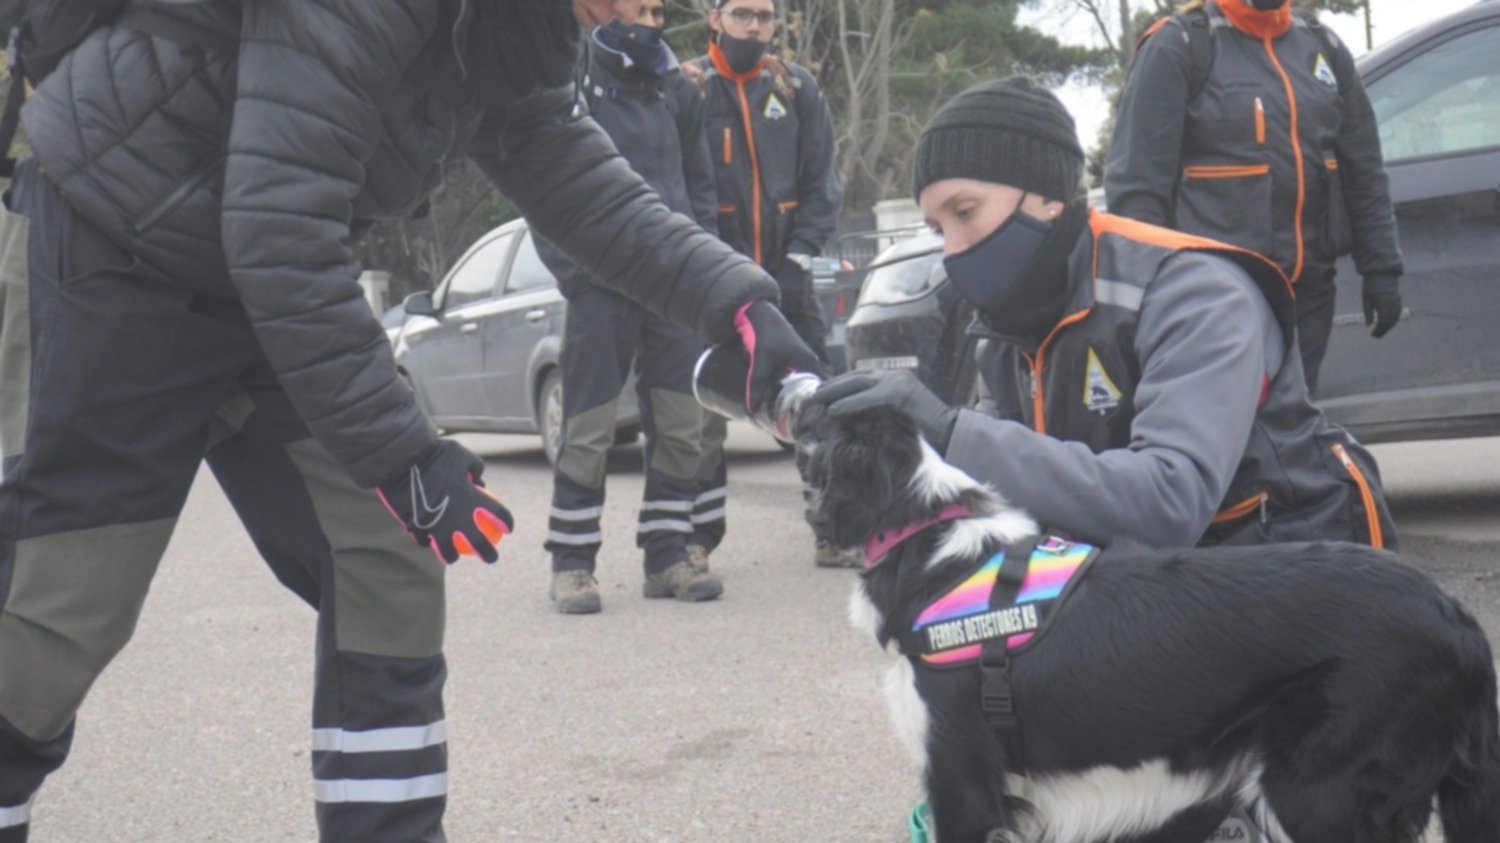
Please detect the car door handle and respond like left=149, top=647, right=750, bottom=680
left=461, top=322, right=480, bottom=334
left=525, top=310, right=547, bottom=323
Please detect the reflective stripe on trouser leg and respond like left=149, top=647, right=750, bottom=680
left=270, top=436, right=448, bottom=843
left=547, top=397, right=612, bottom=571
left=692, top=414, right=729, bottom=552
left=634, top=315, right=704, bottom=571
left=547, top=287, right=639, bottom=571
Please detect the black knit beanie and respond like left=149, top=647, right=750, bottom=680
left=912, top=76, right=1085, bottom=203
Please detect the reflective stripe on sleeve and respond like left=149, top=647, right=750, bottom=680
left=1093, top=279, right=1145, bottom=312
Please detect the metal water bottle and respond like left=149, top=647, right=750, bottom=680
left=692, top=346, right=821, bottom=445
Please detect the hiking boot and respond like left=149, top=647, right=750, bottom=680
left=814, top=539, right=864, bottom=569
left=549, top=570, right=602, bottom=614
left=643, top=561, right=723, bottom=602
left=686, top=544, right=712, bottom=573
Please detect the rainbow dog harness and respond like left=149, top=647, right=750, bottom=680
left=900, top=534, right=1097, bottom=667
left=896, top=533, right=1098, bottom=764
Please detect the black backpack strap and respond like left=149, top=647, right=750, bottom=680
left=979, top=534, right=1038, bottom=764
left=1180, top=8, right=1214, bottom=103
left=1128, top=9, right=1214, bottom=104
left=1293, top=8, right=1340, bottom=56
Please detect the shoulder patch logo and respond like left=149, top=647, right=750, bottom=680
left=764, top=93, right=788, bottom=121
left=1313, top=53, right=1337, bottom=89
left=1083, top=348, right=1122, bottom=414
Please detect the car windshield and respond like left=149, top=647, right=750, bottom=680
left=1369, top=23, right=1500, bottom=162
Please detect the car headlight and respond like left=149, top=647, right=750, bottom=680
left=857, top=249, right=946, bottom=307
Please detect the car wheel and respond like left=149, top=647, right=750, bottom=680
left=613, top=425, right=640, bottom=446
left=538, top=369, right=565, bottom=467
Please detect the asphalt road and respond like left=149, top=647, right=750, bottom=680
left=26, top=428, right=1500, bottom=842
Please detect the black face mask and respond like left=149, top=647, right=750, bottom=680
left=596, top=22, right=672, bottom=76
left=1248, top=0, right=1287, bottom=10
left=718, top=33, right=768, bottom=74
left=942, top=201, right=1054, bottom=331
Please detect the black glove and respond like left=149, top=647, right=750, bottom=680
left=810, top=369, right=959, bottom=454
left=1362, top=273, right=1402, bottom=339
left=377, top=440, right=514, bottom=564
left=735, top=299, right=826, bottom=415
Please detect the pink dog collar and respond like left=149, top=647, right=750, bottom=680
left=863, top=504, right=971, bottom=569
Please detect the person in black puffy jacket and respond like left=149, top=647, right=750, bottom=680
left=0, top=0, right=820, bottom=840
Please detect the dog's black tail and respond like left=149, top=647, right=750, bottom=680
left=1436, top=632, right=1500, bottom=842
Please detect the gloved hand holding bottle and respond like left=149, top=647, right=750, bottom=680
left=733, top=299, right=826, bottom=415
left=377, top=439, right=514, bottom=564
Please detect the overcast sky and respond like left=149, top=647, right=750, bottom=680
left=1019, top=0, right=1477, bottom=156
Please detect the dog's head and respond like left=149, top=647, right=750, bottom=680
left=795, top=402, right=991, bottom=554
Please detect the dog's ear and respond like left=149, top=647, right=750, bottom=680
left=803, top=406, right=925, bottom=549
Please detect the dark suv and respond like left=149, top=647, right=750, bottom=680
left=846, top=0, right=1500, bottom=443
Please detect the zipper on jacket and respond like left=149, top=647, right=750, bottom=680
left=1331, top=442, right=1384, bottom=549
left=133, top=154, right=223, bottom=235
left=1262, top=37, right=1306, bottom=284
left=722, top=126, right=732, bottom=166
left=1022, top=308, right=1091, bottom=436
left=1184, top=164, right=1271, bottom=179
left=1211, top=492, right=1269, bottom=525
left=734, top=79, right=765, bottom=266
left=1254, top=97, right=1266, bottom=144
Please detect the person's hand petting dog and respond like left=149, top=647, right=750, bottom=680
left=811, top=369, right=959, bottom=454
left=735, top=300, right=826, bottom=414
left=377, top=439, right=514, bottom=564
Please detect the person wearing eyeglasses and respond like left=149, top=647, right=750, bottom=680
left=684, top=0, right=844, bottom=570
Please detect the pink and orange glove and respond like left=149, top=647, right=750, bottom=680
left=377, top=440, right=513, bottom=563
left=735, top=300, right=826, bottom=415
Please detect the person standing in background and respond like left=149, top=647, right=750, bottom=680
left=685, top=0, right=843, bottom=568
left=540, top=0, right=726, bottom=614
left=1104, top=0, right=1403, bottom=393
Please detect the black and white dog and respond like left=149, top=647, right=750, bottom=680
left=795, top=404, right=1500, bottom=843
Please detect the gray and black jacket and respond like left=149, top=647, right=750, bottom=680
left=947, top=211, right=1395, bottom=550
left=1104, top=2, right=1402, bottom=285
left=686, top=44, right=840, bottom=270
left=20, top=0, right=777, bottom=487
left=538, top=33, right=717, bottom=299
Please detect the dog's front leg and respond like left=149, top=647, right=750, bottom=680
left=923, top=719, right=1019, bottom=842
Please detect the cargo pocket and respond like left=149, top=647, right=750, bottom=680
left=1176, top=163, right=1274, bottom=257
left=1320, top=157, right=1353, bottom=258
left=1317, top=427, right=1395, bottom=550
left=0, top=196, right=31, bottom=460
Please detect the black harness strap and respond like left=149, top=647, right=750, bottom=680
left=980, top=535, right=1037, bottom=764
